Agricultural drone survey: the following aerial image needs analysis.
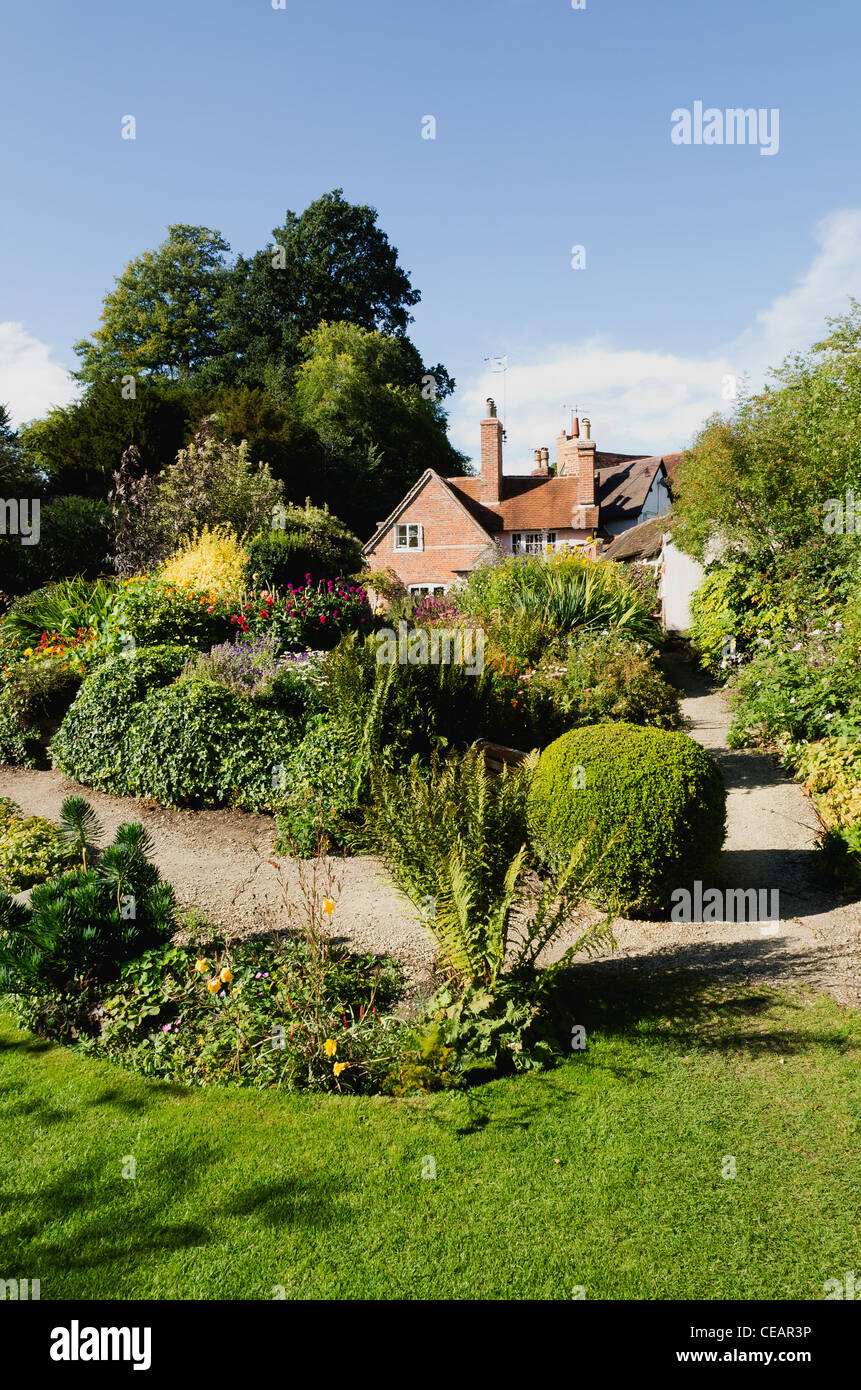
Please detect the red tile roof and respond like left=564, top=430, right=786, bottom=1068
left=446, top=455, right=669, bottom=531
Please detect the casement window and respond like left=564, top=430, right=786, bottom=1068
left=511, top=530, right=557, bottom=555
left=394, top=522, right=423, bottom=551
left=408, top=583, right=447, bottom=597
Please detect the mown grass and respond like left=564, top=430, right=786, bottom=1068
left=1, top=974, right=859, bottom=1300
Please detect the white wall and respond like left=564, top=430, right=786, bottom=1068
left=660, top=535, right=705, bottom=632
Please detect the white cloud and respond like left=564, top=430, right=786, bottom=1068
left=451, top=208, right=861, bottom=472
left=0, top=323, right=79, bottom=428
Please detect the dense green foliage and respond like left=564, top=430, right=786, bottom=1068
left=243, top=505, right=364, bottom=588
left=528, top=724, right=727, bottom=915
left=673, top=302, right=861, bottom=559
left=0, top=798, right=74, bottom=891
left=51, top=645, right=194, bottom=790
left=123, top=678, right=300, bottom=809
left=0, top=809, right=176, bottom=1030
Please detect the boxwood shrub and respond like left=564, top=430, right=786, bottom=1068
left=527, top=722, right=726, bottom=916
left=51, top=644, right=194, bottom=791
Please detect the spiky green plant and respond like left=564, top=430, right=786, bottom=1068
left=0, top=819, right=175, bottom=1001
left=456, top=552, right=660, bottom=645
left=58, top=795, right=103, bottom=870
left=365, top=747, right=614, bottom=989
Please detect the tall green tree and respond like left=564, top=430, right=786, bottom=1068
left=673, top=301, right=861, bottom=560
left=209, top=190, right=427, bottom=389
left=21, top=378, right=210, bottom=498
left=291, top=321, right=467, bottom=536
left=74, top=225, right=231, bottom=383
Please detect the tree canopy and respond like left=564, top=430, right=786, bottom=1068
left=209, top=189, right=423, bottom=389
left=672, top=301, right=861, bottom=560
left=74, top=225, right=231, bottom=383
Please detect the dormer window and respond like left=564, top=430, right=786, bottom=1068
left=395, top=523, right=423, bottom=551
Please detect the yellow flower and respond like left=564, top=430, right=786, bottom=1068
left=24, top=648, right=32, bottom=657
left=220, top=967, right=233, bottom=984
left=206, top=977, right=221, bottom=994
left=194, top=958, right=209, bottom=974
left=324, top=1038, right=337, bottom=1057
left=322, top=897, right=335, bottom=915
left=333, top=1062, right=347, bottom=1078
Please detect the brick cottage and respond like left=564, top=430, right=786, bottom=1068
left=362, top=398, right=681, bottom=596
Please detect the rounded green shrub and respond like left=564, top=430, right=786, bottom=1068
left=125, top=677, right=300, bottom=809
left=528, top=722, right=726, bottom=916
left=51, top=644, right=193, bottom=791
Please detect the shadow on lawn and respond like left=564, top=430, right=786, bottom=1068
left=554, top=953, right=852, bottom=1061
left=1, top=1135, right=345, bottom=1277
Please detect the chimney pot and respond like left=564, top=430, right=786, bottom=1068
left=486, top=398, right=497, bottom=418
left=582, top=417, right=591, bottom=440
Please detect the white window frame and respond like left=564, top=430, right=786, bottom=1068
left=394, top=522, right=423, bottom=552
left=408, top=583, right=448, bottom=598
left=511, top=530, right=557, bottom=555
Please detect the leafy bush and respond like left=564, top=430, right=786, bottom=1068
left=109, top=576, right=233, bottom=650
left=0, top=799, right=75, bottom=891
left=82, top=934, right=406, bottom=1093
left=525, top=631, right=680, bottom=731
left=274, top=721, right=359, bottom=855
left=124, top=678, right=301, bottom=809
left=1, top=658, right=83, bottom=733
left=159, top=525, right=248, bottom=602
left=0, top=705, right=45, bottom=767
left=0, top=811, right=176, bottom=1033
left=791, top=737, right=861, bottom=829
left=51, top=645, right=193, bottom=791
left=154, top=418, right=283, bottom=551
left=244, top=505, right=364, bottom=588
left=727, top=646, right=854, bottom=749
left=528, top=723, right=727, bottom=916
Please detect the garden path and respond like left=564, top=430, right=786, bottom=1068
left=550, top=656, right=861, bottom=1009
left=1, top=658, right=858, bottom=1006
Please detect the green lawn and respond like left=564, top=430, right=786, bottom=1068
left=1, top=975, right=859, bottom=1301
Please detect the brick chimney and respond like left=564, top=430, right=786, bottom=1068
left=480, top=398, right=503, bottom=504
left=558, top=415, right=596, bottom=504
left=556, top=417, right=579, bottom=478
left=576, top=418, right=596, bottom=505
left=531, top=447, right=550, bottom=477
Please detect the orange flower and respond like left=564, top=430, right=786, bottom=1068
left=333, top=1062, right=347, bottom=1078
left=322, top=897, right=335, bottom=915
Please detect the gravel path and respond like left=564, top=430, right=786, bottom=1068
left=1, top=658, right=858, bottom=1006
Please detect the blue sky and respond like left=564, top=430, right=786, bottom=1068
left=3, top=0, right=861, bottom=471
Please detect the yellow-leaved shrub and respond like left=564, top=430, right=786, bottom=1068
left=159, top=526, right=247, bottom=603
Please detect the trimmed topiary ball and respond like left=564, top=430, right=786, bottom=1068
left=527, top=722, right=726, bottom=916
